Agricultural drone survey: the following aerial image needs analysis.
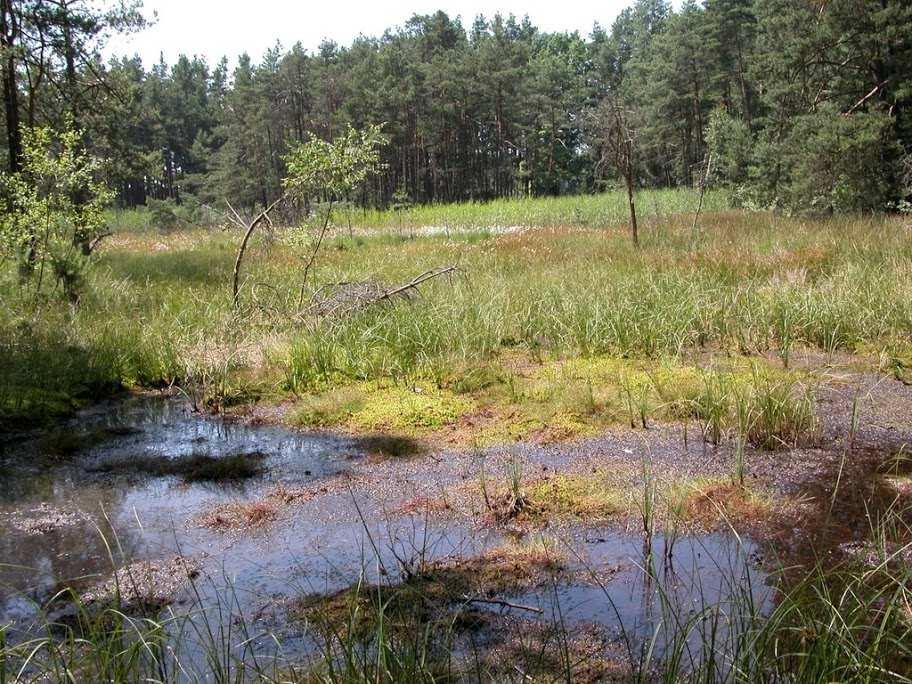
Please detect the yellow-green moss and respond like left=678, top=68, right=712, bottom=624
left=350, top=383, right=475, bottom=433
left=290, top=353, right=816, bottom=448
left=474, top=408, right=597, bottom=447
left=291, top=382, right=474, bottom=434
left=527, top=471, right=629, bottom=520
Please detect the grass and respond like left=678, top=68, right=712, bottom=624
left=344, top=188, right=730, bottom=231
left=3, top=201, right=911, bottom=436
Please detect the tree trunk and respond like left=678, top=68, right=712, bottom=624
left=1, top=0, right=22, bottom=173
left=625, top=172, right=638, bottom=247
left=62, top=1, right=79, bottom=124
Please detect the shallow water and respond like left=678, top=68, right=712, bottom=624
left=0, top=394, right=769, bottom=673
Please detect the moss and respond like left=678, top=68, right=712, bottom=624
left=527, top=472, right=628, bottom=520
left=350, top=383, right=474, bottom=433
left=668, top=478, right=771, bottom=530
left=290, top=382, right=474, bottom=435
left=652, top=363, right=706, bottom=418
left=285, top=353, right=816, bottom=451
left=475, top=412, right=546, bottom=446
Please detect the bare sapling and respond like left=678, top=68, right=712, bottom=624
left=229, top=124, right=386, bottom=309
left=587, top=94, right=641, bottom=246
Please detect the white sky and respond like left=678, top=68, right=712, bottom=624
left=105, top=0, right=635, bottom=67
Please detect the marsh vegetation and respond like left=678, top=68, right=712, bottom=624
left=2, top=199, right=912, bottom=682
left=2, top=0, right=912, bottom=680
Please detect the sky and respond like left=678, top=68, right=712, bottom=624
left=105, top=0, right=635, bottom=67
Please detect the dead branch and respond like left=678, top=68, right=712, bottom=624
left=231, top=194, right=287, bottom=308
left=86, top=231, right=113, bottom=254
left=461, top=595, right=544, bottom=614
left=691, top=151, right=714, bottom=239
left=301, top=265, right=459, bottom=320
left=843, top=80, right=888, bottom=117
left=372, top=265, right=459, bottom=304
left=224, top=200, right=248, bottom=230
left=297, top=198, right=334, bottom=307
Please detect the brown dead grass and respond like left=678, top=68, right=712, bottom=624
left=389, top=494, right=453, bottom=517
left=199, top=499, right=280, bottom=531
left=676, top=480, right=771, bottom=531
left=197, top=483, right=324, bottom=531
left=481, top=621, right=630, bottom=683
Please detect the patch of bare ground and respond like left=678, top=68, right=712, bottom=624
left=82, top=556, right=203, bottom=611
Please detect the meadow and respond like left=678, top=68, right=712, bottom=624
left=2, top=190, right=912, bottom=681
left=3, top=189, right=911, bottom=431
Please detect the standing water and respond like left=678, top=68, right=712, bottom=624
left=0, top=394, right=769, bottom=674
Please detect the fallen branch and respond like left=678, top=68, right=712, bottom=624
left=461, top=595, right=544, bottom=614
left=302, top=265, right=460, bottom=319
left=372, top=265, right=459, bottom=305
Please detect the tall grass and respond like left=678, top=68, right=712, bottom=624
left=3, top=206, right=912, bottom=427
left=348, top=188, right=730, bottom=230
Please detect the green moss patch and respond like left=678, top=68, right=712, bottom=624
left=291, top=381, right=474, bottom=436
left=527, top=472, right=628, bottom=520
left=351, top=384, right=475, bottom=432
